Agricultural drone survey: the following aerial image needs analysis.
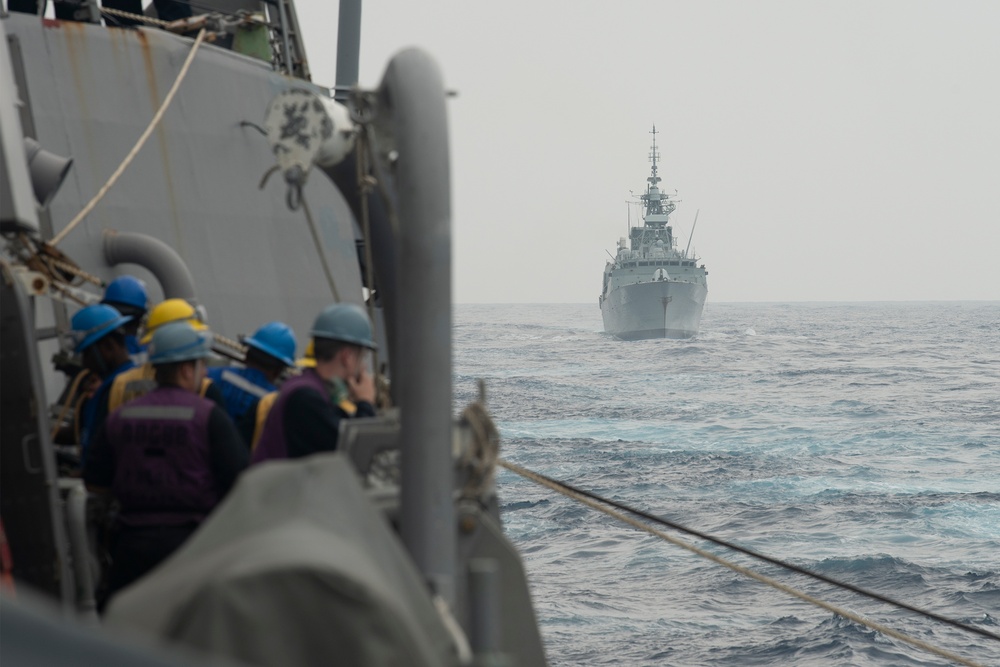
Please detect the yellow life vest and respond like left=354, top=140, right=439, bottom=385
left=250, top=391, right=279, bottom=452
left=107, top=365, right=156, bottom=412
left=108, top=363, right=214, bottom=412
left=249, top=392, right=357, bottom=452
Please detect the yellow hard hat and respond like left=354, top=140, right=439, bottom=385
left=140, top=298, right=207, bottom=344
left=295, top=339, right=316, bottom=368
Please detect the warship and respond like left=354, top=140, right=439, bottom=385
left=599, top=127, right=708, bottom=340
left=0, top=1, right=546, bottom=665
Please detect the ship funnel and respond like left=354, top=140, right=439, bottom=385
left=23, top=137, right=73, bottom=209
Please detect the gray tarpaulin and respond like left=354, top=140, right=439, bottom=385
left=106, top=454, right=459, bottom=667
left=1, top=588, right=249, bottom=667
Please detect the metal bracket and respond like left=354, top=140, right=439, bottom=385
left=10, top=264, right=50, bottom=296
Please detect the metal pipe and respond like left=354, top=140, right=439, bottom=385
left=381, top=49, right=455, bottom=605
left=469, top=558, right=501, bottom=656
left=275, top=0, right=293, bottom=77
left=59, top=479, right=98, bottom=623
left=102, top=230, right=197, bottom=301
left=0, top=19, right=39, bottom=235
left=334, top=0, right=362, bottom=101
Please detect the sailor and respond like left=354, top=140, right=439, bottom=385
left=101, top=275, right=149, bottom=362
left=252, top=304, right=376, bottom=464
left=239, top=339, right=316, bottom=451
left=69, top=304, right=135, bottom=463
left=208, top=321, right=296, bottom=426
left=84, top=321, right=247, bottom=606
left=106, top=298, right=224, bottom=412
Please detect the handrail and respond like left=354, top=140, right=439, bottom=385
left=379, top=48, right=456, bottom=607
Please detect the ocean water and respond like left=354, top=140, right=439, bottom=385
left=453, top=302, right=1000, bottom=667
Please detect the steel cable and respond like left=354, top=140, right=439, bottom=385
left=499, top=458, right=997, bottom=666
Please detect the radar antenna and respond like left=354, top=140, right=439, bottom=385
left=647, top=125, right=661, bottom=185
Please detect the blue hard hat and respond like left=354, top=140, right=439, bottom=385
left=244, top=321, right=296, bottom=366
left=148, top=321, right=213, bottom=365
left=310, top=303, right=376, bottom=350
left=71, top=304, right=133, bottom=353
left=102, top=275, right=148, bottom=312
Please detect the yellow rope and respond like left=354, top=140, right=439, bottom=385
left=48, top=281, right=90, bottom=306
left=51, top=28, right=208, bottom=247
left=212, top=332, right=245, bottom=355
left=49, top=257, right=103, bottom=286
left=49, top=370, right=90, bottom=440
left=72, top=392, right=87, bottom=445
left=99, top=6, right=171, bottom=28
left=499, top=458, right=986, bottom=667
left=20, top=233, right=102, bottom=288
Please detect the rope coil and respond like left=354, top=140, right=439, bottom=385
left=20, top=234, right=103, bottom=287
left=459, top=395, right=500, bottom=500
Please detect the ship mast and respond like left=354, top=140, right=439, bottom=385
left=640, top=125, right=674, bottom=229
left=648, top=125, right=661, bottom=190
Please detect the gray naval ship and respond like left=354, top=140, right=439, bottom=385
left=600, top=127, right=708, bottom=340
left=1, top=1, right=546, bottom=665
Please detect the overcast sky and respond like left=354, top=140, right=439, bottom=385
left=295, top=1, right=1000, bottom=304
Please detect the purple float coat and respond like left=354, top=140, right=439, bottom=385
left=251, top=369, right=331, bottom=464
left=104, top=386, right=220, bottom=527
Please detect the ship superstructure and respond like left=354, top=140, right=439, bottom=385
left=599, top=127, right=708, bottom=339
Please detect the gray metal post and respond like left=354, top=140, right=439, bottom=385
left=275, top=0, right=293, bottom=76
left=0, top=20, right=38, bottom=235
left=334, top=0, right=362, bottom=100
left=381, top=49, right=455, bottom=605
left=60, top=480, right=98, bottom=623
left=469, top=558, right=501, bottom=655
left=1, top=273, right=76, bottom=607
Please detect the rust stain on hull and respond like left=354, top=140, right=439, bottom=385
left=136, top=29, right=184, bottom=254
left=59, top=21, right=103, bottom=231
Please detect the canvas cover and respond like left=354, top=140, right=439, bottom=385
left=106, top=454, right=459, bottom=667
left=1, top=588, right=249, bottom=667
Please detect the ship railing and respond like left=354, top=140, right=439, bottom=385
left=6, top=0, right=311, bottom=80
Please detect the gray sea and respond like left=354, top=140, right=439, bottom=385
left=453, top=302, right=1000, bottom=666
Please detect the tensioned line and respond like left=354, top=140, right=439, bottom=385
left=499, top=459, right=995, bottom=667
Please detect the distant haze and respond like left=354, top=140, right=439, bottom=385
left=296, top=1, right=1000, bottom=303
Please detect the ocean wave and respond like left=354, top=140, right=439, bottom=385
left=501, top=498, right=551, bottom=512
left=459, top=302, right=1000, bottom=666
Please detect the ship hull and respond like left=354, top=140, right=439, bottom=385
left=601, top=280, right=706, bottom=340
